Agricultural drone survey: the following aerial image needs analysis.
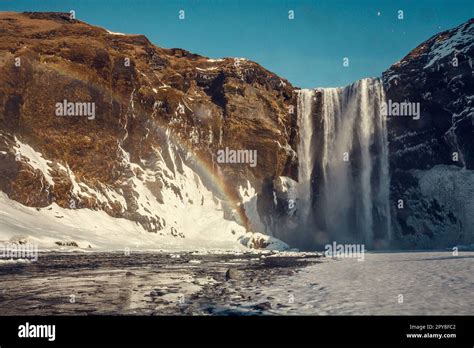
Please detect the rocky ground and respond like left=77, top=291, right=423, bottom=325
left=0, top=250, right=472, bottom=315
left=0, top=251, right=322, bottom=315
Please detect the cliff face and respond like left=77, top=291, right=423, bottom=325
left=1, top=12, right=473, bottom=250
left=383, top=19, right=474, bottom=248
left=0, top=12, right=297, bottom=247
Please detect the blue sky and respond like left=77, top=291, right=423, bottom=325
left=2, top=0, right=473, bottom=87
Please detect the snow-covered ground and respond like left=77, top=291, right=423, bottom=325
left=0, top=191, right=273, bottom=252
left=2, top=137, right=289, bottom=252
left=237, top=251, right=474, bottom=315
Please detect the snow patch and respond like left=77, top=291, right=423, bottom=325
left=238, top=181, right=266, bottom=233
left=14, top=138, right=55, bottom=187
left=106, top=29, right=126, bottom=36
left=196, top=67, right=218, bottom=71
left=238, top=232, right=289, bottom=251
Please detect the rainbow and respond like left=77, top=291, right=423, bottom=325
left=26, top=56, right=249, bottom=229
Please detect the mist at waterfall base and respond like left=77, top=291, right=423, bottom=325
left=287, top=78, right=392, bottom=251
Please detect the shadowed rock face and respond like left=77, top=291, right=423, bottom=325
left=384, top=19, right=474, bottom=171
left=383, top=19, right=474, bottom=248
left=0, top=12, right=298, bottom=235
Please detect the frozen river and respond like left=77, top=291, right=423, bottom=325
left=0, top=251, right=472, bottom=315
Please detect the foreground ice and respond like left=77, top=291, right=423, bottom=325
left=250, top=251, right=474, bottom=315
left=0, top=251, right=472, bottom=315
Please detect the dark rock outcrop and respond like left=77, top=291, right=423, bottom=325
left=383, top=19, right=474, bottom=248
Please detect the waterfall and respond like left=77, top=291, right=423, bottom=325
left=296, top=78, right=391, bottom=248
left=296, top=89, right=315, bottom=224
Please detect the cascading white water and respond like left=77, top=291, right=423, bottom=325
left=296, top=78, right=391, bottom=247
left=296, top=90, right=315, bottom=223
left=374, top=82, right=392, bottom=241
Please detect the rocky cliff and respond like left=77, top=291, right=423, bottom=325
left=0, top=12, right=472, bottom=250
left=0, top=12, right=296, bottom=249
left=383, top=18, right=474, bottom=248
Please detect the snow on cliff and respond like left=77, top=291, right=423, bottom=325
left=1, top=138, right=288, bottom=252
left=425, top=19, right=474, bottom=68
